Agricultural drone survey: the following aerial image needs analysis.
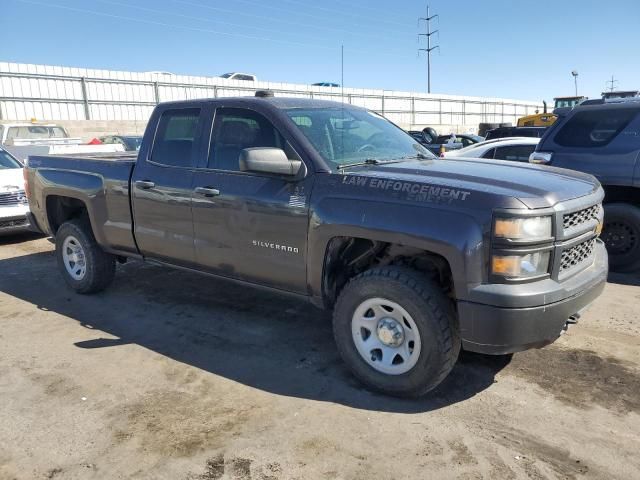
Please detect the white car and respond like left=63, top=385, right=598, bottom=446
left=219, top=72, right=257, bottom=81
left=444, top=137, right=540, bottom=162
left=1, top=123, right=124, bottom=162
left=0, top=147, right=30, bottom=235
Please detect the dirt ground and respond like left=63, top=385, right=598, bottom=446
left=0, top=234, right=638, bottom=480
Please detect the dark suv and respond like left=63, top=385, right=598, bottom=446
left=531, top=98, right=640, bottom=272
left=485, top=126, right=547, bottom=140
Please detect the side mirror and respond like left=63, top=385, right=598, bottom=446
left=529, top=152, right=553, bottom=164
left=239, top=147, right=303, bottom=176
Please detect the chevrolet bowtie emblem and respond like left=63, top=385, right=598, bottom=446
left=595, top=221, right=603, bottom=236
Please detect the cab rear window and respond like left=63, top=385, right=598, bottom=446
left=554, top=108, right=639, bottom=148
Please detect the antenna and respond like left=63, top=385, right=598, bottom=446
left=418, top=4, right=439, bottom=94
left=606, top=75, right=619, bottom=93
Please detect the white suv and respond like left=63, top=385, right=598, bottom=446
left=219, top=72, right=257, bottom=81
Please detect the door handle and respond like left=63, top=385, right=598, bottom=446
left=194, top=186, right=221, bottom=197
left=135, top=180, right=155, bottom=189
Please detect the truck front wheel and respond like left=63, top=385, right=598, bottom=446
left=333, top=266, right=460, bottom=397
left=602, top=203, right=640, bottom=273
left=55, top=218, right=116, bottom=294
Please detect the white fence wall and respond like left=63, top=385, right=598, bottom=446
left=0, top=62, right=542, bottom=131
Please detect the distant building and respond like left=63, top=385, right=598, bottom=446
left=602, top=90, right=639, bottom=100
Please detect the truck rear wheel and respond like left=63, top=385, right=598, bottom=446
left=602, top=203, right=640, bottom=273
left=55, top=218, right=116, bottom=293
left=333, top=266, right=460, bottom=397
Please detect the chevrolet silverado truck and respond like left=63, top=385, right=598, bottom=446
left=24, top=93, right=608, bottom=397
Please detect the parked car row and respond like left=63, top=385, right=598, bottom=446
left=443, top=137, right=539, bottom=162
left=0, top=146, right=30, bottom=235
left=432, top=96, right=640, bottom=272
left=217, top=72, right=340, bottom=88
left=0, top=127, right=141, bottom=235
left=408, top=128, right=485, bottom=155
left=530, top=96, right=640, bottom=272
left=99, top=135, right=143, bottom=151
left=484, top=126, right=547, bottom=140
left=0, top=122, right=125, bottom=162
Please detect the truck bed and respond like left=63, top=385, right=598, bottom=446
left=26, top=152, right=138, bottom=255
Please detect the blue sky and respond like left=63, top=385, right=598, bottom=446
left=1, top=0, right=638, bottom=102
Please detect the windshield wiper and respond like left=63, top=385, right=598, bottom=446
left=336, top=158, right=382, bottom=169
left=336, top=152, right=432, bottom=170
left=391, top=152, right=432, bottom=161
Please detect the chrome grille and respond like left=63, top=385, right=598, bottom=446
left=0, top=190, right=28, bottom=206
left=563, top=204, right=600, bottom=231
left=560, top=238, right=596, bottom=272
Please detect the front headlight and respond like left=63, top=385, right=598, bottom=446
left=492, top=251, right=550, bottom=279
left=494, top=216, right=552, bottom=242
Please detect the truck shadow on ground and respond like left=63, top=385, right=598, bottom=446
left=0, top=251, right=512, bottom=413
left=0, top=232, right=46, bottom=245
left=607, top=271, right=640, bottom=287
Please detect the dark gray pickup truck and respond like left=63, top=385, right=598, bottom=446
left=24, top=94, right=608, bottom=397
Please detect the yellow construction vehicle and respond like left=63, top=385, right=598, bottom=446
left=517, top=96, right=587, bottom=127
left=517, top=101, right=556, bottom=127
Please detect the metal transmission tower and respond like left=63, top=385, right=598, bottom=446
left=418, top=5, right=439, bottom=94
left=606, top=75, right=619, bottom=93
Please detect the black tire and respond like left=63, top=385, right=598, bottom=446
left=602, top=203, right=640, bottom=273
left=332, top=266, right=460, bottom=397
left=55, top=218, right=116, bottom=293
left=421, top=127, right=437, bottom=144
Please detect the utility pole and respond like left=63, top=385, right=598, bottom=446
left=571, top=70, right=578, bottom=96
left=341, top=44, right=344, bottom=102
left=418, top=5, right=439, bottom=94
left=606, top=75, right=619, bottom=93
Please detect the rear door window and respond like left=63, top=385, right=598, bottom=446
left=554, top=108, right=639, bottom=148
left=151, top=108, right=202, bottom=167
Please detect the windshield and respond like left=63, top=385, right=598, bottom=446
left=220, top=73, right=233, bottom=78
left=285, top=107, right=434, bottom=169
left=6, top=125, right=68, bottom=142
left=0, top=149, right=22, bottom=169
left=123, top=136, right=143, bottom=150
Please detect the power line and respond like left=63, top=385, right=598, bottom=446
left=418, top=5, right=439, bottom=94
left=275, top=0, right=409, bottom=27
left=312, top=0, right=414, bottom=21
left=10, top=0, right=336, bottom=49
left=10, top=0, right=412, bottom=59
left=95, top=0, right=406, bottom=40
left=175, top=0, right=411, bottom=36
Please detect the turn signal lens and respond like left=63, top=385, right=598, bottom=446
left=492, top=251, right=550, bottom=279
left=492, top=256, right=521, bottom=277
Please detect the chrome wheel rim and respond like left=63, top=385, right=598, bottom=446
left=62, top=235, right=87, bottom=281
left=351, top=297, right=421, bottom=375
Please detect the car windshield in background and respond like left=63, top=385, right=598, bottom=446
left=0, top=149, right=22, bottom=169
left=6, top=126, right=68, bottom=141
left=220, top=73, right=233, bottom=78
left=123, top=136, right=143, bottom=151
left=286, top=107, right=434, bottom=169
